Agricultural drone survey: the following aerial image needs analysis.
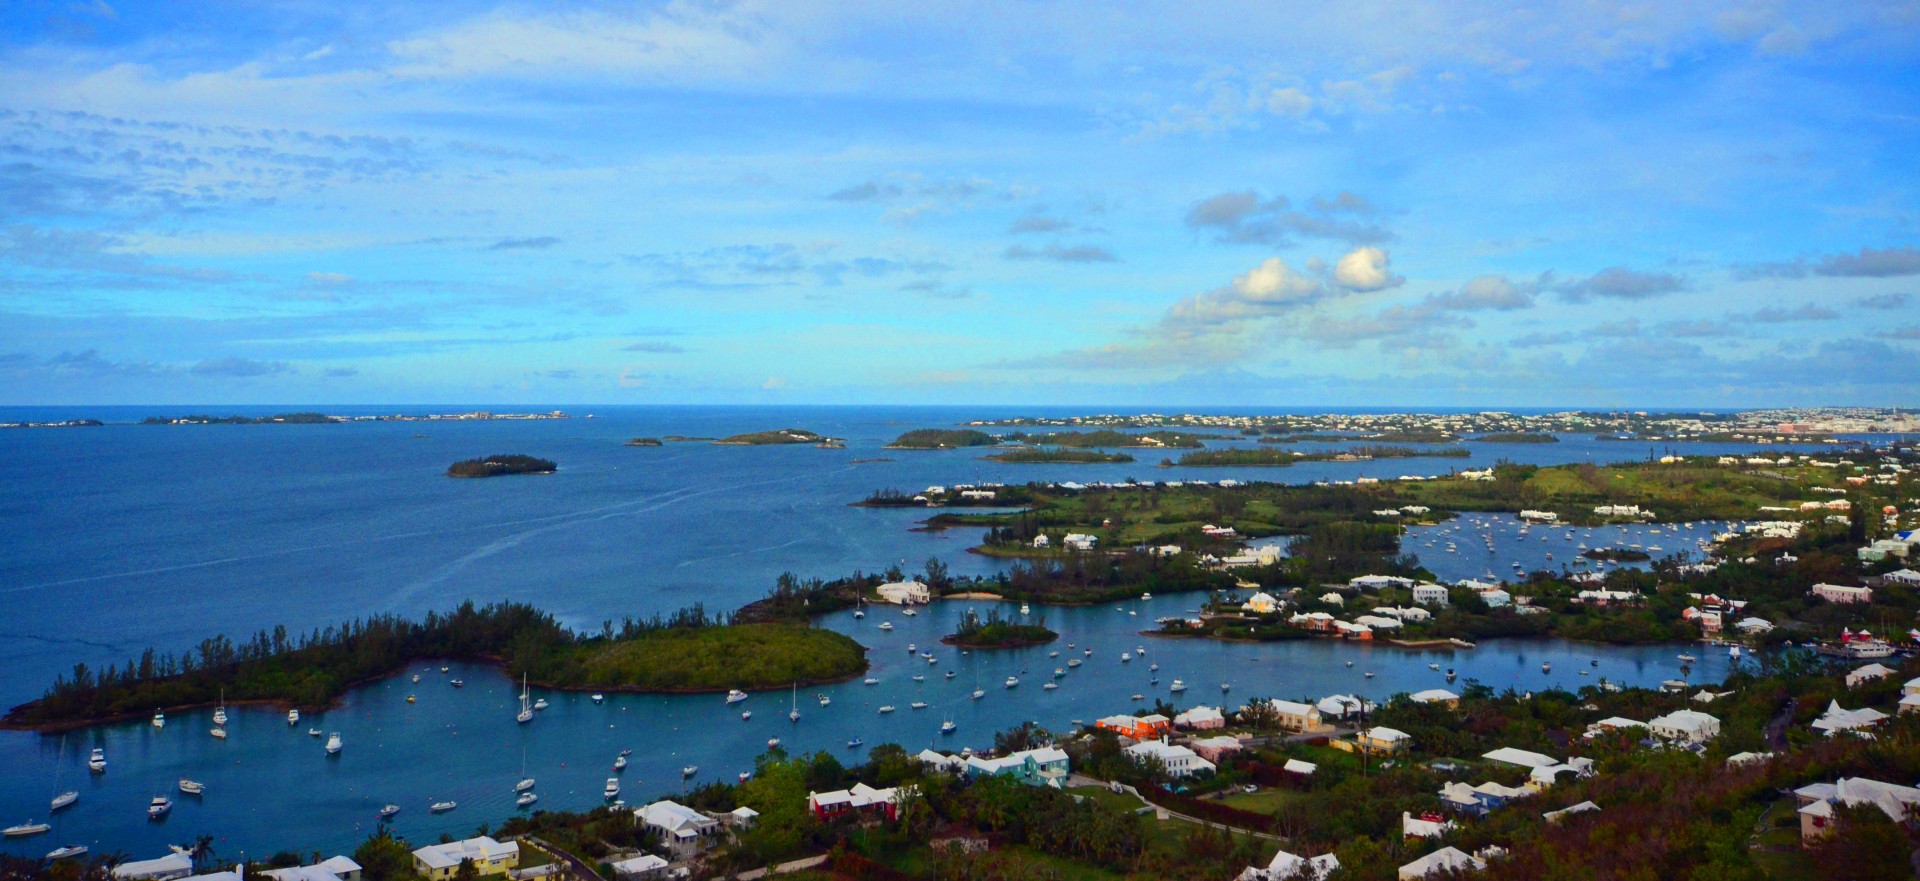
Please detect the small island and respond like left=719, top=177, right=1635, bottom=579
left=886, top=428, right=999, bottom=449
left=446, top=454, right=558, bottom=478
left=1171, top=444, right=1470, bottom=466
left=941, top=607, right=1057, bottom=648
left=1582, top=547, right=1653, bottom=562
left=142, top=412, right=341, bottom=425
left=984, top=447, right=1135, bottom=464
left=1474, top=432, right=1560, bottom=443
left=715, top=428, right=839, bottom=446
left=1005, top=429, right=1218, bottom=448
left=624, top=437, right=663, bottom=446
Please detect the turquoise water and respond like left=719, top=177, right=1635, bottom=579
left=0, top=406, right=1812, bottom=860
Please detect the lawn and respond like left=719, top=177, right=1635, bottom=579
left=1216, top=787, right=1302, bottom=815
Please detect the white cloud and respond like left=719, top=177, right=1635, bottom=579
left=1331, top=246, right=1403, bottom=292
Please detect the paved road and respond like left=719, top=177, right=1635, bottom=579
left=735, top=854, right=829, bottom=879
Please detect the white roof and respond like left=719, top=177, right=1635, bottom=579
left=1267, top=699, right=1318, bottom=717
left=413, top=837, right=519, bottom=871
left=609, top=855, right=670, bottom=876
left=1543, top=801, right=1600, bottom=823
left=114, top=854, right=196, bottom=880
left=1283, top=758, right=1317, bottom=775
left=1483, top=746, right=1558, bottom=768
left=1726, top=751, right=1774, bottom=767
left=636, top=800, right=716, bottom=837
left=1398, top=847, right=1485, bottom=880
left=1812, top=701, right=1890, bottom=734
left=1649, top=710, right=1720, bottom=733
left=1364, top=726, right=1410, bottom=743
left=1252, top=850, right=1340, bottom=881
left=260, top=857, right=363, bottom=881
left=1317, top=695, right=1373, bottom=716
left=966, top=746, right=1069, bottom=773
left=1409, top=689, right=1460, bottom=703
left=1401, top=811, right=1453, bottom=838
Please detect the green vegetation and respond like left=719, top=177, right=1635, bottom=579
left=1172, top=445, right=1470, bottom=466
left=886, top=428, right=999, bottom=449
left=943, top=607, right=1057, bottom=647
left=141, top=412, right=340, bottom=425
left=624, top=437, right=663, bottom=446
left=985, top=447, right=1136, bottom=463
left=446, top=453, right=557, bottom=477
left=715, top=428, right=835, bottom=445
left=5, top=601, right=865, bottom=729
left=1003, top=429, right=1220, bottom=448
left=1260, top=431, right=1461, bottom=444
left=1581, top=547, right=1651, bottom=562
left=1473, top=432, right=1560, bottom=443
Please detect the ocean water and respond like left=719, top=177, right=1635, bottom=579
left=0, top=405, right=1823, bottom=860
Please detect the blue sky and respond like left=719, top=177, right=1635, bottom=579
left=2, top=0, right=1917, bottom=407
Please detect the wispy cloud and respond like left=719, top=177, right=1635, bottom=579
left=1554, top=267, right=1687, bottom=302
left=190, top=357, right=295, bottom=378
left=1003, top=243, right=1118, bottom=263
left=623, top=341, right=688, bottom=353
left=1737, top=246, right=1920, bottom=280
left=1184, top=190, right=1391, bottom=247
left=487, top=236, right=561, bottom=251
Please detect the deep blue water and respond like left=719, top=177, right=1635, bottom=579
left=0, top=406, right=1827, bottom=860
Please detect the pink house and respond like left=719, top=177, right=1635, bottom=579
left=1190, top=735, right=1243, bottom=763
left=1811, top=583, right=1873, bottom=604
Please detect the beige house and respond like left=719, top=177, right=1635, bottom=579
left=412, top=837, right=519, bottom=880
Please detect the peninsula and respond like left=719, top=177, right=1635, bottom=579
left=446, top=453, right=557, bottom=477
left=714, top=428, right=840, bottom=445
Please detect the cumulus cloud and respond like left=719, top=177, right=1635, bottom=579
left=1183, top=190, right=1391, bottom=247
left=1738, top=246, right=1920, bottom=279
left=1331, top=246, right=1403, bottom=292
left=623, top=341, right=688, bottom=353
left=487, top=236, right=561, bottom=250
left=1004, top=243, right=1118, bottom=263
left=1427, top=274, right=1538, bottom=310
left=1554, top=267, right=1687, bottom=302
left=190, top=357, right=294, bottom=377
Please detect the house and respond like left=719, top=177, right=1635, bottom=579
left=1031, top=534, right=1050, bottom=548
left=1174, top=705, right=1226, bottom=730
left=1126, top=739, right=1216, bottom=777
left=1518, top=509, right=1559, bottom=522
left=1727, top=752, right=1775, bottom=767
left=917, top=748, right=967, bottom=772
left=260, top=857, right=363, bottom=881
left=1576, top=589, right=1642, bottom=606
left=1649, top=710, right=1721, bottom=744
left=1885, top=568, right=1920, bottom=586
left=1439, top=781, right=1532, bottom=816
left=1258, top=699, right=1324, bottom=732
left=875, top=580, right=931, bottom=604
left=1350, top=574, right=1415, bottom=591
left=1681, top=607, right=1723, bottom=633
left=1810, top=583, right=1873, bottom=604
left=1062, top=533, right=1098, bottom=551
left=808, top=782, right=903, bottom=821
left=1409, top=689, right=1460, bottom=708
left=1191, top=735, right=1244, bottom=762
left=636, top=800, right=721, bottom=853
left=1353, top=614, right=1403, bottom=631
left=1584, top=717, right=1647, bottom=739
left=1811, top=701, right=1890, bottom=736
left=1483, top=747, right=1560, bottom=769
left=1356, top=726, right=1412, bottom=754
left=1411, top=584, right=1451, bottom=606
left=113, top=854, right=197, bottom=881
left=608, top=854, right=671, bottom=880
left=964, top=746, right=1070, bottom=787
left=1333, top=620, right=1374, bottom=640
left=412, top=838, right=520, bottom=881
left=1096, top=713, right=1172, bottom=741
left=1734, top=617, right=1774, bottom=634
left=1289, top=612, right=1338, bottom=632
left=1317, top=694, right=1374, bottom=719
left=1398, top=847, right=1485, bottom=880
left=1283, top=758, right=1318, bottom=777
left=1529, top=759, right=1596, bottom=788
left=1319, top=591, right=1346, bottom=606
left=1236, top=850, right=1339, bottom=881
left=1845, top=663, right=1896, bottom=688
left=1401, top=811, right=1456, bottom=838
left=1542, top=801, right=1601, bottom=823
left=1380, top=605, right=1433, bottom=622
left=1242, top=592, right=1281, bottom=614
left=1478, top=589, right=1512, bottom=608
left=1795, top=777, right=1920, bottom=845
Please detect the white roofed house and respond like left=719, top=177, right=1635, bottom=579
left=964, top=746, right=1071, bottom=787
left=412, top=837, right=520, bottom=881
left=259, top=857, right=362, bottom=881
left=1904, top=677, right=1920, bottom=715
left=1254, top=698, right=1324, bottom=733
left=1173, top=705, right=1226, bottom=730
left=1812, top=701, right=1891, bottom=737
left=1845, top=663, right=1896, bottom=688
left=1810, top=583, right=1873, bottom=604
left=113, top=854, right=197, bottom=881
left=1398, top=846, right=1485, bottom=880
left=1237, top=849, right=1339, bottom=881
left=1409, top=689, right=1460, bottom=708
left=1125, top=739, right=1216, bottom=778
left=1411, top=584, right=1451, bottom=606
left=1794, top=777, right=1920, bottom=845
left=875, top=580, right=932, bottom=604
left=1191, top=735, right=1245, bottom=763
left=1648, top=710, right=1721, bottom=744
left=1317, top=694, right=1374, bottom=719
left=808, top=782, right=904, bottom=821
left=608, top=855, right=671, bottom=880
left=635, top=799, right=722, bottom=854
left=1242, top=592, right=1281, bottom=614
left=1355, top=726, right=1412, bottom=755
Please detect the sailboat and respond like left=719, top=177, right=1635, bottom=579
left=515, top=748, right=535, bottom=794
left=853, top=590, right=865, bottom=619
left=49, top=737, right=77, bottom=812
left=212, top=690, right=227, bottom=726
left=517, top=674, right=534, bottom=724
left=789, top=682, right=801, bottom=722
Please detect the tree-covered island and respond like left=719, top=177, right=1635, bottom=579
left=985, top=447, right=1136, bottom=464
left=885, top=428, right=1000, bottom=449
left=714, top=428, right=840, bottom=445
left=3, top=601, right=866, bottom=730
left=941, top=607, right=1058, bottom=648
left=446, top=453, right=557, bottom=477
left=624, top=436, right=664, bottom=446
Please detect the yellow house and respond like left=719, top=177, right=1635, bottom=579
left=412, top=837, right=520, bottom=880
left=1355, top=726, right=1411, bottom=755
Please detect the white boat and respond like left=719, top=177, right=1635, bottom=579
left=1541, top=662, right=1552, bottom=673
left=412, top=673, right=421, bottom=683
left=307, top=728, right=323, bottom=737
left=1677, top=654, right=1697, bottom=663
left=325, top=733, right=343, bottom=755
left=87, top=749, right=106, bottom=773
left=727, top=689, right=749, bottom=704
left=741, top=710, right=752, bottom=721
left=1048, top=651, right=1059, bottom=658
left=1004, top=676, right=1019, bottom=688
left=1730, top=646, right=1742, bottom=658
left=516, top=792, right=538, bottom=808
left=971, top=689, right=985, bottom=700
left=790, top=683, right=801, bottom=722
left=1220, top=683, right=1231, bottom=692
left=682, top=765, right=698, bottom=777
left=1131, top=693, right=1144, bottom=701
left=1067, top=658, right=1082, bottom=668
left=46, top=845, right=88, bottom=860
left=878, top=705, right=895, bottom=714
left=853, top=592, right=864, bottom=619
left=1120, top=653, right=1131, bottom=662
left=50, top=791, right=77, bottom=812
left=1042, top=682, right=1057, bottom=691
left=515, top=778, right=536, bottom=792
left=910, top=702, right=927, bottom=710
left=532, top=699, right=549, bottom=711
left=927, top=656, right=938, bottom=665
left=940, top=721, right=957, bottom=734
left=902, top=608, right=917, bottom=616
left=1054, top=668, right=1066, bottom=677
left=1149, top=663, right=1159, bottom=671
left=818, top=695, right=831, bottom=707
left=1169, top=680, right=1186, bottom=692
left=517, top=674, right=534, bottom=724
left=878, top=621, right=893, bottom=631
left=864, top=678, right=879, bottom=685
left=151, top=710, right=165, bottom=729
left=4, top=821, right=50, bottom=837
left=1020, top=603, right=1030, bottom=615
left=288, top=709, right=299, bottom=725
left=613, top=755, right=628, bottom=771
left=911, top=675, right=924, bottom=682
left=210, top=727, right=226, bottom=740
left=768, top=737, right=781, bottom=748
left=907, top=643, right=917, bottom=653
left=213, top=691, right=227, bottom=726
left=603, top=778, right=620, bottom=799
left=429, top=801, right=457, bottom=813
left=178, top=779, right=205, bottom=795
left=592, top=693, right=605, bottom=704
left=147, top=796, right=172, bottom=819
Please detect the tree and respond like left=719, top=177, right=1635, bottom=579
left=1808, top=803, right=1914, bottom=881
left=352, top=829, right=416, bottom=881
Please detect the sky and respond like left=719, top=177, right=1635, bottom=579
left=2, top=1, right=1918, bottom=408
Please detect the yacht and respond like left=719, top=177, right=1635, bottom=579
left=790, top=683, right=801, bottom=722
left=592, top=693, right=605, bottom=704
left=910, top=701, right=927, bottom=710
left=210, top=727, right=226, bottom=740
left=818, top=695, right=831, bottom=708
left=50, top=791, right=77, bottom=812
left=325, top=733, right=343, bottom=755
left=767, top=737, right=781, bottom=749
left=741, top=710, right=752, bottom=721
left=1677, top=654, right=1697, bottom=663
left=288, top=709, right=299, bottom=725
left=46, top=845, right=88, bottom=860
left=1004, top=676, right=1019, bottom=689
left=878, top=705, right=896, bottom=714
left=177, top=779, right=205, bottom=796
left=971, top=688, right=985, bottom=700
left=1042, top=682, right=1057, bottom=691
left=151, top=710, right=165, bottom=729
left=450, top=679, right=464, bottom=688
left=147, top=796, right=172, bottom=819
left=911, top=675, right=924, bottom=683
left=1131, top=693, right=1144, bottom=701
left=1020, top=603, right=1030, bottom=615
left=613, top=755, right=628, bottom=771
left=1048, top=651, right=1059, bottom=658
left=4, top=822, right=50, bottom=838
left=1149, top=663, right=1159, bottom=672
left=877, top=621, right=893, bottom=631
left=682, top=765, right=698, bottom=778
left=940, top=721, right=957, bottom=734
left=944, top=670, right=957, bottom=678
left=308, top=728, right=323, bottom=737
left=845, top=738, right=863, bottom=749
left=1169, top=680, right=1186, bottom=693
left=603, top=778, right=621, bottom=799
left=619, top=748, right=633, bottom=757
left=516, top=792, right=538, bottom=808
left=517, top=674, right=534, bottom=724
left=727, top=689, right=749, bottom=704
left=1220, top=683, right=1231, bottom=692
left=1066, top=658, right=1082, bottom=668
left=213, top=691, right=227, bottom=726
left=907, top=643, right=917, bottom=653
left=87, top=749, right=106, bottom=773
left=864, top=678, right=879, bottom=685
left=902, top=608, right=917, bottom=616
left=532, top=698, right=549, bottom=711
left=429, top=801, right=457, bottom=814
left=1120, top=653, right=1131, bottom=662
left=1053, top=668, right=1066, bottom=678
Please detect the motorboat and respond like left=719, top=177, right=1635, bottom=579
left=450, top=679, right=464, bottom=688
left=532, top=699, right=549, bottom=711
left=603, top=778, right=620, bottom=799
left=727, top=689, right=749, bottom=704
left=1066, top=659, right=1082, bottom=668
left=1049, top=651, right=1059, bottom=658
left=619, top=748, right=633, bottom=757
left=864, top=678, right=879, bottom=686
left=1042, top=682, right=1057, bottom=691
left=1676, top=654, right=1697, bottom=663
left=1730, top=646, right=1742, bottom=658
left=308, top=728, right=323, bottom=737
left=944, top=670, right=957, bottom=678
left=877, top=621, right=893, bottom=631
left=845, top=738, right=863, bottom=749
left=1131, top=693, right=1144, bottom=701
left=971, top=688, right=985, bottom=700
left=742, top=710, right=752, bottom=721
left=1149, top=663, right=1159, bottom=672
left=878, top=705, right=895, bottom=714
left=907, top=643, right=917, bottom=653
left=1428, top=663, right=1440, bottom=671
left=1220, top=683, right=1231, bottom=692
left=613, top=755, right=628, bottom=771
left=210, top=727, right=227, bottom=739
left=767, top=737, right=781, bottom=749
left=1364, top=672, right=1375, bottom=679
left=430, top=801, right=457, bottom=813
left=592, top=693, right=605, bottom=704
left=902, top=608, right=917, bottom=616
left=178, top=779, right=205, bottom=795
left=288, top=709, right=300, bottom=725
left=927, top=656, right=938, bottom=665
left=1084, top=648, right=1093, bottom=656
left=50, top=791, right=77, bottom=812
left=88, top=749, right=106, bottom=773
left=516, top=792, right=538, bottom=808
left=3, top=821, right=50, bottom=837
left=682, top=765, right=698, bottom=777
left=940, top=721, right=957, bottom=734
left=1541, top=662, right=1552, bottom=673
left=1120, top=652, right=1131, bottom=662
left=911, top=675, right=924, bottom=682
left=1020, top=603, right=1031, bottom=615
left=910, top=702, right=927, bottom=710
left=46, top=845, right=88, bottom=860
left=151, top=711, right=165, bottom=729
left=1140, top=592, right=1152, bottom=600
left=439, top=666, right=449, bottom=674
left=1004, top=676, right=1019, bottom=689
left=1169, top=680, right=1186, bottom=693
left=818, top=695, right=832, bottom=707
left=739, top=772, right=752, bottom=783
left=412, top=673, right=421, bottom=684
left=1054, top=668, right=1066, bottom=678
left=147, top=796, right=172, bottom=819
left=406, top=696, right=415, bottom=704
